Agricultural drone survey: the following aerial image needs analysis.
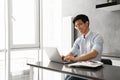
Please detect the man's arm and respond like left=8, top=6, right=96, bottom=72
left=68, top=50, right=98, bottom=62
left=75, top=50, right=98, bottom=61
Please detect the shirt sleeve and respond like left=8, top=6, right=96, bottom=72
left=92, top=34, right=104, bottom=55
left=71, top=38, right=80, bottom=56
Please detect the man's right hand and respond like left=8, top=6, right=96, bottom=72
left=61, top=55, right=69, bottom=62
left=62, top=55, right=71, bottom=62
left=61, top=52, right=75, bottom=62
left=61, top=55, right=65, bottom=61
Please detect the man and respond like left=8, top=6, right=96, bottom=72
left=62, top=14, right=104, bottom=80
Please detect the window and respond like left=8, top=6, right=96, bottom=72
left=0, top=0, right=5, bottom=80
left=9, top=0, right=40, bottom=49
left=7, top=0, right=40, bottom=80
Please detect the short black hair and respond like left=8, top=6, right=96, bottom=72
left=73, top=14, right=89, bottom=25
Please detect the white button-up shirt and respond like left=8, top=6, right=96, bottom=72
left=71, top=31, right=104, bottom=61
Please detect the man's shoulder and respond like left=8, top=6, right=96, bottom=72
left=91, top=31, right=98, bottom=35
left=91, top=31, right=101, bottom=37
left=91, top=31, right=103, bottom=42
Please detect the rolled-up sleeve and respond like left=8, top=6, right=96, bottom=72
left=71, top=38, right=80, bottom=56
left=92, top=35, right=104, bottom=54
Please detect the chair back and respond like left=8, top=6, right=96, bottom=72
left=101, top=58, right=112, bottom=65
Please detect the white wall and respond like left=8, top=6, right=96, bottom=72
left=43, top=0, right=62, bottom=48
left=60, top=16, right=74, bottom=55
left=43, top=0, right=62, bottom=80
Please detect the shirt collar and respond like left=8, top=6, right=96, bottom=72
left=82, top=30, right=91, bottom=39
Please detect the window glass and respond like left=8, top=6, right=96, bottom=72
left=0, top=0, right=5, bottom=49
left=12, top=0, right=37, bottom=45
left=0, top=52, right=5, bottom=80
left=10, top=50, right=39, bottom=80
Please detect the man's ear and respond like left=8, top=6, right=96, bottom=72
left=85, top=21, right=89, bottom=26
left=86, top=21, right=89, bottom=24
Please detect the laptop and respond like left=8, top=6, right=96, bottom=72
left=44, top=47, right=71, bottom=64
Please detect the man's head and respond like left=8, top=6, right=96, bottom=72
left=73, top=14, right=89, bottom=35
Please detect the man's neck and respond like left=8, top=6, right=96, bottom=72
left=83, top=29, right=89, bottom=36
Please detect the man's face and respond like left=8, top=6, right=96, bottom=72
left=75, top=19, right=89, bottom=35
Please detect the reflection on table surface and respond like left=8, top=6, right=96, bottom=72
left=27, top=61, right=120, bottom=80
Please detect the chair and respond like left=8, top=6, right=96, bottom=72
left=101, top=58, right=112, bottom=65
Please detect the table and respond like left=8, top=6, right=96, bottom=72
left=27, top=61, right=120, bottom=80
